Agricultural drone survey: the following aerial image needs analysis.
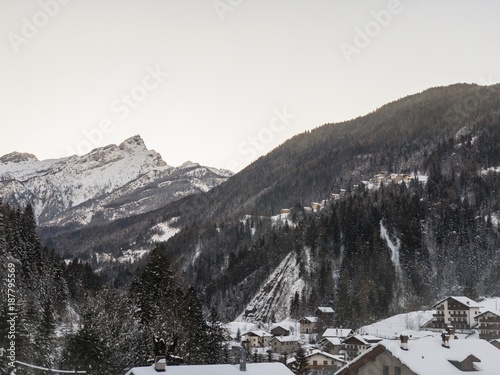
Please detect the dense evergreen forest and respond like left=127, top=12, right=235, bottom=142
left=0, top=203, right=229, bottom=374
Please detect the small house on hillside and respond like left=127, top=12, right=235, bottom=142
left=335, top=333, right=500, bottom=375
left=315, top=307, right=335, bottom=325
left=270, top=335, right=300, bottom=355
left=429, top=296, right=481, bottom=330
left=242, top=330, right=272, bottom=348
left=475, top=310, right=500, bottom=340
left=271, top=325, right=290, bottom=337
left=299, top=316, right=319, bottom=334
left=319, top=336, right=342, bottom=355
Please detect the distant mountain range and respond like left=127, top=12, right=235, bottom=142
left=0, top=135, right=232, bottom=228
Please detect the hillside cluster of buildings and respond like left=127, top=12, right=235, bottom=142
left=279, top=172, right=416, bottom=217
left=237, top=296, right=500, bottom=374
left=125, top=296, right=500, bottom=374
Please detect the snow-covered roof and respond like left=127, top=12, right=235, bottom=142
left=243, top=330, right=272, bottom=337
left=271, top=335, right=299, bottom=343
left=433, top=296, right=481, bottom=308
left=339, top=337, right=500, bottom=375
left=317, top=307, right=335, bottom=313
left=305, top=349, right=346, bottom=362
left=322, top=337, right=342, bottom=346
left=342, top=335, right=369, bottom=345
left=271, top=325, right=290, bottom=332
left=126, top=363, right=294, bottom=375
left=300, top=316, right=319, bottom=323
left=323, top=328, right=353, bottom=338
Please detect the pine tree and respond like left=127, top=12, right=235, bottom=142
left=205, top=308, right=225, bottom=364
left=61, top=307, right=110, bottom=375
left=290, top=345, right=309, bottom=375
left=35, top=300, right=56, bottom=368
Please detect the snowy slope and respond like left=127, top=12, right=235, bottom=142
left=0, top=135, right=232, bottom=227
left=236, top=251, right=304, bottom=323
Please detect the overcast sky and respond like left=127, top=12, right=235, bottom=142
left=1, top=0, right=499, bottom=171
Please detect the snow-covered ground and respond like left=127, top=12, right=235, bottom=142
left=150, top=217, right=181, bottom=242
left=359, top=310, right=437, bottom=340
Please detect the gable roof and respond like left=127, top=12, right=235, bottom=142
left=321, top=337, right=342, bottom=346
left=342, top=335, right=369, bottom=346
left=433, top=296, right=481, bottom=309
left=126, top=363, right=294, bottom=375
left=337, top=337, right=500, bottom=375
left=271, top=335, right=299, bottom=343
left=323, top=328, right=353, bottom=338
left=475, top=310, right=500, bottom=319
left=271, top=325, right=290, bottom=332
left=299, top=316, right=319, bottom=323
left=305, top=349, right=346, bottom=362
left=243, top=330, right=272, bottom=337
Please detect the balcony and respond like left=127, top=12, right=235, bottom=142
left=479, top=317, right=500, bottom=323
left=449, top=312, right=467, bottom=318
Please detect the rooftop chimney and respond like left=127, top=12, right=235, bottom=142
left=441, top=332, right=450, bottom=349
left=239, top=347, right=246, bottom=372
left=446, top=325, right=455, bottom=341
left=399, top=332, right=409, bottom=351
left=154, top=356, right=166, bottom=372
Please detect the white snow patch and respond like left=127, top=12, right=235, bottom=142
left=380, top=221, right=400, bottom=268
left=150, top=217, right=181, bottom=242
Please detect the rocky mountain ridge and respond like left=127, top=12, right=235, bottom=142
left=0, top=135, right=232, bottom=228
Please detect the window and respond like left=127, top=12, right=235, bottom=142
left=383, top=366, right=389, bottom=375
left=323, top=360, right=328, bottom=365
left=395, top=366, right=401, bottom=375
left=313, top=360, right=317, bottom=366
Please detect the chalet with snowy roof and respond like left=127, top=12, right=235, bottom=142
left=125, top=361, right=294, bottom=375
left=271, top=325, right=290, bottom=337
left=335, top=332, right=500, bottom=375
left=316, top=306, right=335, bottom=325
left=299, top=316, right=319, bottom=333
left=242, top=330, right=272, bottom=348
left=288, top=349, right=346, bottom=372
left=270, top=335, right=300, bottom=355
left=342, top=335, right=382, bottom=362
left=429, top=296, right=481, bottom=330
left=319, top=336, right=342, bottom=355
left=475, top=310, right=500, bottom=340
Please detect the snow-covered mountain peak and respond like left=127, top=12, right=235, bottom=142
left=0, top=151, right=38, bottom=164
left=0, top=135, right=232, bottom=227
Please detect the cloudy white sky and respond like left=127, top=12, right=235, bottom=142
left=1, top=0, right=499, bottom=171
